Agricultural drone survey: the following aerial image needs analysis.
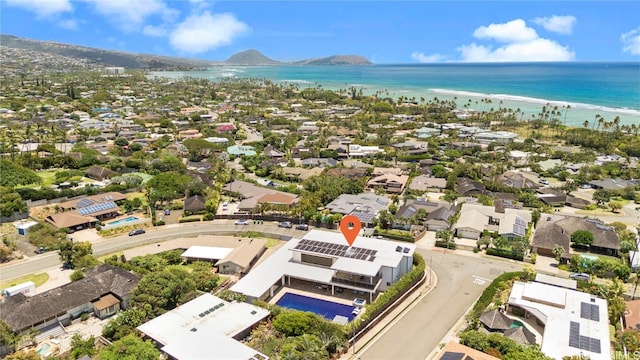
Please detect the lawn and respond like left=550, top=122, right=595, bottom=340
left=37, top=170, right=58, bottom=186
left=130, top=172, right=153, bottom=184
left=0, top=272, right=49, bottom=289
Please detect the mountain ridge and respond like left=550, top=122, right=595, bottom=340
left=0, top=34, right=373, bottom=69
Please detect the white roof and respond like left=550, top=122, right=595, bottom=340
left=535, top=273, right=577, bottom=290
left=181, top=246, right=233, bottom=260
left=137, top=293, right=269, bottom=360
left=230, top=229, right=416, bottom=298
left=509, top=281, right=610, bottom=360
left=331, top=257, right=381, bottom=277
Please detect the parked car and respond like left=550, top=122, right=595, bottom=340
left=540, top=179, right=550, bottom=185
left=164, top=209, right=171, bottom=215
left=128, top=228, right=146, bottom=236
left=569, top=273, right=591, bottom=281
left=278, top=221, right=293, bottom=228
left=34, top=246, right=46, bottom=254
left=295, top=223, right=309, bottom=230
left=234, top=219, right=250, bottom=225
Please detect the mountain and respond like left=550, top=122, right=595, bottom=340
left=225, top=49, right=282, bottom=65
left=0, top=35, right=373, bottom=69
left=0, top=34, right=216, bottom=70
left=293, top=55, right=372, bottom=66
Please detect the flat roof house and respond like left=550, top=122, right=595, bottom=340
left=230, top=229, right=416, bottom=303
left=137, top=293, right=269, bottom=360
left=507, top=281, right=611, bottom=360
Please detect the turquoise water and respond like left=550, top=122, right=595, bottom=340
left=108, top=216, right=139, bottom=225
left=36, top=343, right=51, bottom=355
left=151, top=63, right=640, bottom=126
left=581, top=254, right=599, bottom=262
left=510, top=320, right=525, bottom=328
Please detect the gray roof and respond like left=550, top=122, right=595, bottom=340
left=325, top=193, right=389, bottom=215
left=479, top=309, right=513, bottom=331
left=532, top=214, right=620, bottom=253
left=504, top=325, right=536, bottom=345
left=0, top=264, right=140, bottom=332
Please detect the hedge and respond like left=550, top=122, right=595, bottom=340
left=469, top=271, right=525, bottom=321
left=435, top=240, right=456, bottom=249
left=373, top=229, right=415, bottom=243
left=486, top=248, right=524, bottom=261
left=347, top=253, right=425, bottom=333
left=179, top=216, right=202, bottom=223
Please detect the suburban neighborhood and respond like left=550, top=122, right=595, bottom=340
left=0, top=55, right=639, bottom=360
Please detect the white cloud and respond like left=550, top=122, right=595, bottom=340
left=169, top=11, right=250, bottom=53
left=455, top=19, right=575, bottom=62
left=532, top=15, right=576, bottom=35
left=86, top=0, right=179, bottom=32
left=4, top=0, right=72, bottom=18
left=411, top=51, right=446, bottom=63
left=473, top=19, right=538, bottom=43
left=458, top=39, right=575, bottom=62
left=621, top=27, right=640, bottom=56
left=57, top=19, right=79, bottom=30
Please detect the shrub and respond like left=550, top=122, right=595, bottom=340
left=469, top=271, right=525, bottom=322
left=435, top=240, right=456, bottom=249
left=178, top=216, right=201, bottom=223
left=70, top=269, right=85, bottom=282
left=486, top=248, right=524, bottom=261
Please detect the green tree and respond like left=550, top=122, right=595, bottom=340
left=0, top=320, right=18, bottom=347
left=102, top=308, right=148, bottom=341
left=98, top=334, right=160, bottom=360
left=70, top=269, right=85, bottom=282
left=145, top=172, right=192, bottom=207
left=58, top=241, right=97, bottom=269
left=0, top=187, right=27, bottom=217
left=272, top=311, right=317, bottom=337
left=570, top=230, right=594, bottom=248
left=70, top=333, right=96, bottom=359
left=130, top=267, right=198, bottom=317
left=609, top=200, right=623, bottom=213
left=552, top=245, right=565, bottom=263
left=4, top=350, right=40, bottom=360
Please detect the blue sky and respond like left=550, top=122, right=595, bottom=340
left=2, top=0, right=639, bottom=63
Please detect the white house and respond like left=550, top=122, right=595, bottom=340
left=348, top=144, right=385, bottom=158
left=453, top=203, right=530, bottom=240
left=230, top=229, right=416, bottom=303
left=508, top=281, right=611, bottom=360
left=137, top=293, right=269, bottom=360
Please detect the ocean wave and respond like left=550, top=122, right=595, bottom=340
left=429, top=88, right=640, bottom=116
left=281, top=79, right=314, bottom=84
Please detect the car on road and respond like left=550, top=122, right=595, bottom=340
left=539, top=179, right=549, bottom=185
left=128, top=228, right=146, bottom=236
left=234, top=219, right=250, bottom=225
left=569, top=272, right=591, bottom=281
left=34, top=246, right=46, bottom=254
left=278, top=221, right=293, bottom=228
left=164, top=209, right=171, bottom=216
left=295, top=223, right=309, bottom=230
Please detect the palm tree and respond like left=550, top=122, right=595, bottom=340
left=552, top=245, right=565, bottom=263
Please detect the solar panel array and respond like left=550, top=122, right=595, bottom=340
left=512, top=216, right=527, bottom=237
left=77, top=198, right=95, bottom=208
left=78, top=201, right=117, bottom=215
left=352, top=212, right=376, bottom=225
left=294, top=238, right=377, bottom=261
left=197, top=302, right=225, bottom=318
left=580, top=302, right=600, bottom=322
left=569, top=321, right=601, bottom=354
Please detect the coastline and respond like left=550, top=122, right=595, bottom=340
left=149, top=63, right=640, bottom=126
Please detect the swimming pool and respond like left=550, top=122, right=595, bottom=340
left=510, top=319, right=525, bottom=328
left=36, top=343, right=51, bottom=355
left=276, top=293, right=357, bottom=322
left=108, top=216, right=140, bottom=225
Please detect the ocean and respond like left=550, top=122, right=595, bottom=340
left=151, top=62, right=640, bottom=127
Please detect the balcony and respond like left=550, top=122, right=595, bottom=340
left=331, top=272, right=381, bottom=291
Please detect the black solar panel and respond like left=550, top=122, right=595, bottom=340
left=77, top=198, right=94, bottom=208
left=439, top=352, right=465, bottom=360
left=293, top=238, right=378, bottom=261
left=77, top=201, right=117, bottom=215
left=569, top=321, right=602, bottom=354
left=580, top=302, right=600, bottom=322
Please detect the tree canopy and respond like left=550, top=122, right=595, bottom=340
left=97, top=334, right=160, bottom=360
left=0, top=186, right=27, bottom=217
left=570, top=230, right=595, bottom=247
left=0, top=160, right=40, bottom=187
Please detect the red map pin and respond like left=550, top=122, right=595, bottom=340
left=340, top=215, right=361, bottom=247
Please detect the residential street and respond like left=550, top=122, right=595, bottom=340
left=355, top=248, right=520, bottom=360
left=0, top=220, right=308, bottom=282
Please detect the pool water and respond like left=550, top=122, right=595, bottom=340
left=36, top=343, right=51, bottom=355
left=108, top=216, right=140, bottom=225
left=510, top=320, right=525, bottom=328
left=276, top=293, right=357, bottom=321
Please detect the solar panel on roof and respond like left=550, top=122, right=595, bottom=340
left=439, top=352, right=465, bottom=360
left=569, top=321, right=602, bottom=354
left=77, top=198, right=94, bottom=208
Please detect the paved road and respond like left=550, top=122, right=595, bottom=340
left=0, top=220, right=310, bottom=282
left=357, top=249, right=521, bottom=360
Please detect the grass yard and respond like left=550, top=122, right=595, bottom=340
left=0, top=272, right=49, bottom=289
left=265, top=238, right=282, bottom=248
left=130, top=172, right=153, bottom=184
left=36, top=170, right=58, bottom=186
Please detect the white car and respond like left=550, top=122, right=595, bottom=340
left=234, top=219, right=250, bottom=225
